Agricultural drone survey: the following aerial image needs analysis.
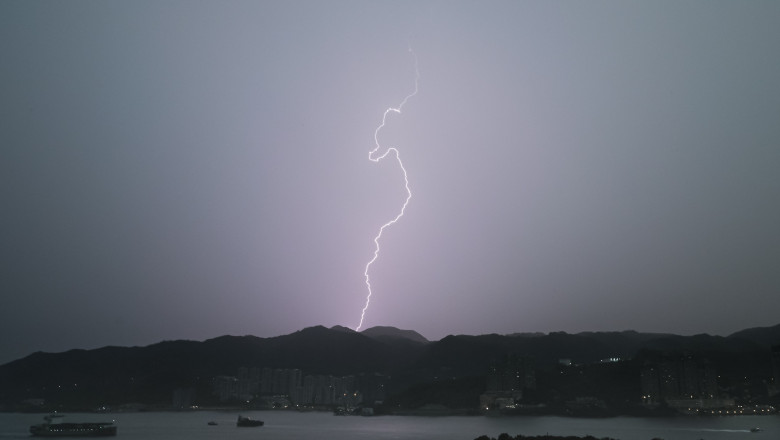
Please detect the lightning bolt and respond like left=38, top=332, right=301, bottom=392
left=356, top=48, right=420, bottom=332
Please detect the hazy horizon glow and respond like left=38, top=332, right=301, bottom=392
left=1, top=1, right=780, bottom=364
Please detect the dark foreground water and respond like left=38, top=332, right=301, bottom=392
left=1, top=411, right=775, bottom=440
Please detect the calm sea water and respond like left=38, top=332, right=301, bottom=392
left=0, top=411, right=775, bottom=440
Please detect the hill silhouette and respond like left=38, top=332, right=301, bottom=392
left=361, top=326, right=429, bottom=344
left=1, top=324, right=777, bottom=412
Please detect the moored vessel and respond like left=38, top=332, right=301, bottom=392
left=29, top=414, right=117, bottom=437
left=236, top=415, right=263, bottom=427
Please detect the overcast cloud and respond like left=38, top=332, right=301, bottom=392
left=1, top=1, right=779, bottom=365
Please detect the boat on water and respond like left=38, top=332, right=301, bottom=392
left=750, top=427, right=762, bottom=432
left=236, top=415, right=264, bottom=427
left=30, top=414, right=117, bottom=437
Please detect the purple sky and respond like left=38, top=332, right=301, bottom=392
left=2, top=1, right=780, bottom=365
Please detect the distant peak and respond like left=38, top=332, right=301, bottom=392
left=361, top=326, right=429, bottom=344
left=330, top=325, right=357, bottom=333
left=294, top=325, right=329, bottom=335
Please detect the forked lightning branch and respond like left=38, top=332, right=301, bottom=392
left=356, top=49, right=420, bottom=331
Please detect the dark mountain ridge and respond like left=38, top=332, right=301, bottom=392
left=1, top=324, right=777, bottom=411
left=360, top=325, right=430, bottom=345
left=728, top=323, right=780, bottom=347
